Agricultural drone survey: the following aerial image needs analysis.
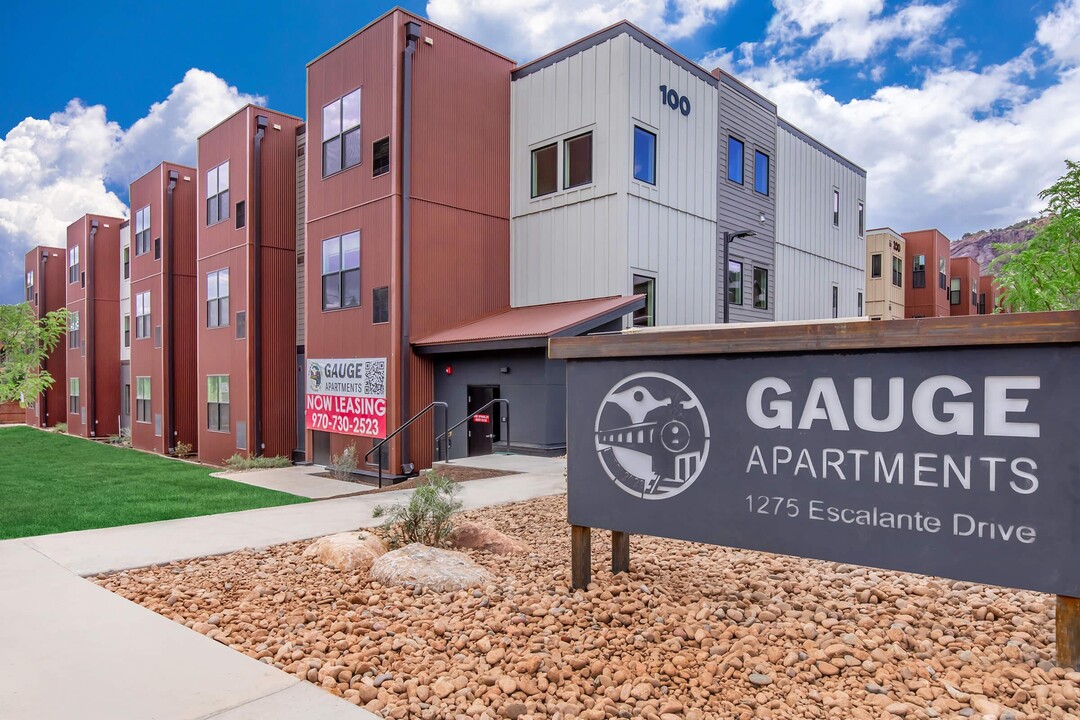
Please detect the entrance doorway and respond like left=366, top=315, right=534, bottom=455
left=467, top=385, right=500, bottom=456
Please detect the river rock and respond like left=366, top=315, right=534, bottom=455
left=448, top=521, right=531, bottom=555
left=370, top=543, right=493, bottom=592
left=302, top=531, right=386, bottom=572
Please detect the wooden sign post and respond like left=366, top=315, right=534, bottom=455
left=553, top=311, right=1080, bottom=669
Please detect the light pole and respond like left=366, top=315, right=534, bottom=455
left=722, top=230, right=757, bottom=323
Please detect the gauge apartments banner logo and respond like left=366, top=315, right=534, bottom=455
left=305, top=358, right=387, bottom=438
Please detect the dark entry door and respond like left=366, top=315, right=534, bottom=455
left=467, top=385, right=498, bottom=456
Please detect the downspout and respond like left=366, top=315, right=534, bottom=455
left=400, top=20, right=421, bottom=474
left=38, top=251, right=47, bottom=425
left=165, top=170, right=178, bottom=452
left=87, top=220, right=98, bottom=436
left=252, top=115, right=268, bottom=455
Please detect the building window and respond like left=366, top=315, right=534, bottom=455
left=754, top=151, right=769, bottom=195
left=728, top=260, right=743, bottom=305
left=858, top=201, right=865, bottom=236
left=727, top=137, right=744, bottom=184
left=831, top=285, right=839, bottom=319
left=950, top=277, right=961, bottom=305
left=971, top=280, right=978, bottom=307
left=135, top=291, right=151, bottom=339
left=68, top=246, right=79, bottom=284
left=373, top=137, right=390, bottom=177
left=892, top=257, right=903, bottom=287
left=753, top=267, right=769, bottom=309
left=235, top=311, right=246, bottom=339
left=123, top=384, right=131, bottom=416
left=978, top=292, right=987, bottom=314
left=69, top=378, right=79, bottom=414
left=633, top=126, right=656, bottom=185
left=323, top=88, right=361, bottom=177
left=206, top=161, right=230, bottom=225
left=871, top=253, right=882, bottom=278
left=857, top=291, right=864, bottom=316
left=564, top=132, right=593, bottom=189
left=939, top=257, right=947, bottom=290
left=832, top=188, right=840, bottom=227
left=372, top=286, right=389, bottom=324
left=123, top=246, right=130, bottom=279
left=25, top=271, right=34, bottom=301
left=136, top=377, right=151, bottom=423
left=135, top=206, right=151, bottom=255
left=68, top=311, right=80, bottom=349
left=123, top=314, right=130, bottom=348
left=632, top=275, right=655, bottom=327
left=912, top=255, right=926, bottom=288
left=207, top=268, right=230, bottom=328
left=322, top=231, right=360, bottom=310
left=235, top=201, right=246, bottom=230
left=207, top=375, right=230, bottom=432
left=531, top=143, right=557, bottom=198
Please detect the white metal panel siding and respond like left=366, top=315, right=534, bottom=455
left=119, top=226, right=131, bottom=363
left=625, top=37, right=716, bottom=325
left=774, top=125, right=867, bottom=321
left=511, top=35, right=630, bottom=308
left=717, top=81, right=776, bottom=323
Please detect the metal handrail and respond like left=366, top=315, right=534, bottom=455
left=437, top=398, right=510, bottom=460
left=364, top=401, right=448, bottom=488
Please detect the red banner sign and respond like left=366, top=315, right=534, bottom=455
left=305, top=358, right=387, bottom=438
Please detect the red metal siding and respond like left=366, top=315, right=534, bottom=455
left=24, top=246, right=67, bottom=427
left=902, top=230, right=951, bottom=318
left=949, top=256, right=980, bottom=317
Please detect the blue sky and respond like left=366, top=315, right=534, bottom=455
left=2, top=0, right=1079, bottom=304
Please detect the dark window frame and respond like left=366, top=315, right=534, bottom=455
left=892, top=256, right=903, bottom=287
left=205, top=162, right=230, bottom=227
left=754, top=151, right=769, bottom=195
left=912, top=254, right=926, bottom=289
left=372, top=137, right=390, bottom=177
left=322, top=88, right=362, bottom=178
left=832, top=188, right=840, bottom=227
left=563, top=132, right=593, bottom=190
left=69, top=378, right=79, bottom=414
left=633, top=126, right=657, bottom=185
left=207, top=375, right=230, bottom=432
left=135, top=376, right=151, bottom=424
left=530, top=142, right=557, bottom=198
left=728, top=260, right=743, bottom=305
left=727, top=136, right=744, bottom=184
left=831, top=285, right=839, bottom=319
left=753, top=266, right=769, bottom=310
left=949, top=277, right=961, bottom=305
left=871, top=253, right=882, bottom=278
left=372, top=286, right=389, bottom=324
left=122, top=246, right=130, bottom=279
left=939, top=257, right=947, bottom=290
left=68, top=246, right=79, bottom=284
left=123, top=314, right=130, bottom=348
left=206, top=268, right=230, bottom=328
left=858, top=201, right=865, bottom=236
left=135, top=291, right=151, bottom=339
left=135, top=205, right=152, bottom=255
left=857, top=291, right=864, bottom=316
left=321, top=231, right=361, bottom=311
left=632, top=274, right=656, bottom=328
left=68, top=311, right=80, bottom=349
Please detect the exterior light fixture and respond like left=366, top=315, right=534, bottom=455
left=722, top=230, right=757, bottom=324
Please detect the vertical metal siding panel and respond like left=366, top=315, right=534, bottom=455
left=296, top=131, right=306, bottom=347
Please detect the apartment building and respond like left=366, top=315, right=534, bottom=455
left=775, top=121, right=867, bottom=321
left=715, top=70, right=775, bottom=322
left=129, top=162, right=199, bottom=454
left=196, top=105, right=302, bottom=463
left=65, top=214, right=123, bottom=438
left=23, top=246, right=67, bottom=427
left=978, top=275, right=1003, bottom=314
left=865, top=228, right=905, bottom=320
left=902, top=229, right=950, bottom=318
left=304, top=10, right=519, bottom=470
left=948, top=256, right=980, bottom=316
left=119, top=223, right=131, bottom=436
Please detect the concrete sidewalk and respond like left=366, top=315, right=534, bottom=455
left=213, top=464, right=363, bottom=499
left=0, top=455, right=566, bottom=719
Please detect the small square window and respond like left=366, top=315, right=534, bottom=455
left=531, top=143, right=557, bottom=198
left=633, top=127, right=656, bottom=185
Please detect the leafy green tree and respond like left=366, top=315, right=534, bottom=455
left=992, top=160, right=1080, bottom=311
left=0, top=303, right=70, bottom=407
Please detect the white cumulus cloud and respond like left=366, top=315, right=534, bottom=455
left=426, top=0, right=737, bottom=61
left=1036, top=0, right=1080, bottom=66
left=0, top=70, right=263, bottom=303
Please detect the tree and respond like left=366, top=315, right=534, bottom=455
left=992, top=160, right=1080, bottom=311
left=0, top=303, right=70, bottom=407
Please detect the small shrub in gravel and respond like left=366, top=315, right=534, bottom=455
left=372, top=474, right=462, bottom=547
left=224, top=454, right=291, bottom=470
left=330, top=443, right=357, bottom=481
left=174, top=440, right=193, bottom=457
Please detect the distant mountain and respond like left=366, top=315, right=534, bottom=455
left=950, top=217, right=1049, bottom=274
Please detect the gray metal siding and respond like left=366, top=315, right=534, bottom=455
left=717, top=82, right=776, bottom=323
left=774, top=124, right=867, bottom=321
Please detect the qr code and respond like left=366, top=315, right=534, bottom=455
left=364, top=359, right=387, bottom=397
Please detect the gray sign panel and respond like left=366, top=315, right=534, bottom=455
left=567, top=346, right=1080, bottom=596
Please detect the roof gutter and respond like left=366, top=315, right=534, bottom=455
left=400, top=20, right=421, bottom=474
left=87, top=219, right=98, bottom=436
left=165, top=169, right=178, bottom=452
left=252, top=115, right=268, bottom=455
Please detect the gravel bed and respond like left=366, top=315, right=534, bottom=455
left=95, top=495, right=1079, bottom=720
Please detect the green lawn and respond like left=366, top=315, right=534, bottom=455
left=0, top=426, right=307, bottom=539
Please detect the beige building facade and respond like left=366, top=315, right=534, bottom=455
left=865, top=228, right=905, bottom=320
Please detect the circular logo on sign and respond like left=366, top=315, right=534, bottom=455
left=308, top=363, right=323, bottom=392
left=594, top=372, right=710, bottom=500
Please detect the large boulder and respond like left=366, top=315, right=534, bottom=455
left=448, top=521, right=531, bottom=555
left=302, top=531, right=386, bottom=572
left=370, top=543, right=493, bottom=592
